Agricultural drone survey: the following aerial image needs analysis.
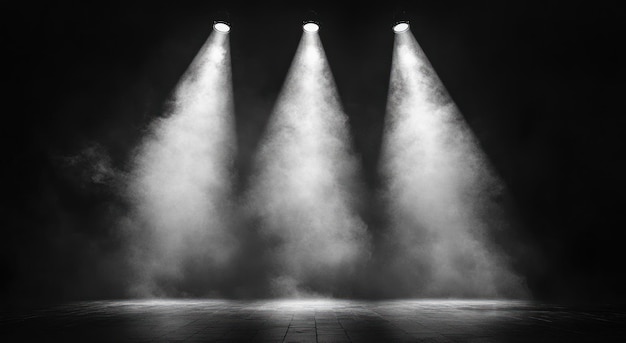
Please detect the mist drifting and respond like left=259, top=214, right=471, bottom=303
left=378, top=30, right=527, bottom=298
left=124, top=31, right=238, bottom=297
left=113, top=27, right=527, bottom=300
left=246, top=31, right=370, bottom=297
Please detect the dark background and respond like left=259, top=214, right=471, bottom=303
left=3, top=0, right=625, bottom=308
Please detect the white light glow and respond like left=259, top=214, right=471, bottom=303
left=126, top=31, right=237, bottom=297
left=303, top=22, right=319, bottom=32
left=379, top=28, right=527, bottom=298
left=213, top=22, right=230, bottom=33
left=393, top=22, right=409, bottom=33
left=246, top=31, right=369, bottom=297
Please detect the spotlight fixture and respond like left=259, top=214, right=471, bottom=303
left=213, top=10, right=231, bottom=33
left=392, top=9, right=410, bottom=33
left=303, top=9, right=320, bottom=32
left=303, top=22, right=319, bottom=32
left=392, top=22, right=409, bottom=33
left=213, top=21, right=231, bottom=33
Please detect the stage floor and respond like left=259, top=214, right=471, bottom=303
left=2, top=299, right=625, bottom=342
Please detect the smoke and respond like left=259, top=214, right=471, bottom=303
left=59, top=143, right=117, bottom=188
left=378, top=30, right=528, bottom=298
left=35, top=28, right=529, bottom=301
left=124, top=31, right=238, bottom=297
left=245, top=31, right=370, bottom=297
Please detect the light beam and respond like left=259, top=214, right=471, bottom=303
left=379, top=27, right=527, bottom=298
left=125, top=30, right=237, bottom=297
left=246, top=29, right=369, bottom=297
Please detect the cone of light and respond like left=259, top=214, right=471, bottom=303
left=247, top=31, right=369, bottom=297
left=380, top=29, right=527, bottom=297
left=125, top=31, right=237, bottom=296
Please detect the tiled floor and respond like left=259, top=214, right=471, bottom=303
left=1, top=299, right=625, bottom=342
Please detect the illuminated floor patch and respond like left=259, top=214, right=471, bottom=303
left=2, top=300, right=624, bottom=342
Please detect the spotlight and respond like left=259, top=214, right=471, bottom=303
left=213, top=10, right=231, bottom=33
left=303, top=9, right=320, bottom=32
left=392, top=22, right=409, bottom=33
left=213, top=21, right=230, bottom=33
left=392, top=9, right=410, bottom=33
left=303, top=22, right=319, bottom=32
